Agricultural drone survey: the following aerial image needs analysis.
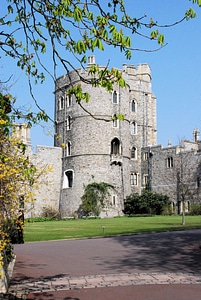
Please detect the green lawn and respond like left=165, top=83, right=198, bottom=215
left=24, top=215, right=201, bottom=242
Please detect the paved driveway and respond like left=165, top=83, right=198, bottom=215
left=9, top=229, right=201, bottom=299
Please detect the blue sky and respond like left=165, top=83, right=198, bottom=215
left=2, top=0, right=201, bottom=149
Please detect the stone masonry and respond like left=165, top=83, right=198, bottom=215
left=14, top=124, right=62, bottom=218
left=54, top=57, right=157, bottom=217
left=15, top=58, right=201, bottom=217
left=141, top=132, right=201, bottom=214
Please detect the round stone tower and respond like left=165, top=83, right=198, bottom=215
left=54, top=57, right=157, bottom=217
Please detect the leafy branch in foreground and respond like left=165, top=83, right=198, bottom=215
left=0, top=0, right=200, bottom=123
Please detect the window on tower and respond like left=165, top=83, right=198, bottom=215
left=66, top=94, right=72, bottom=107
left=131, top=147, right=137, bottom=159
left=112, top=195, right=116, bottom=206
left=67, top=141, right=71, bottom=156
left=66, top=116, right=71, bottom=130
left=112, top=114, right=118, bottom=128
left=63, top=170, right=74, bottom=188
left=111, top=138, right=120, bottom=155
left=112, top=91, right=118, bottom=104
left=131, top=100, right=136, bottom=112
left=59, top=96, right=64, bottom=110
left=131, top=122, right=136, bottom=135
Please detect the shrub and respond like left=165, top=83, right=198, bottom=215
left=189, top=203, right=201, bottom=215
left=80, top=182, right=115, bottom=216
left=123, top=193, right=141, bottom=215
left=41, top=206, right=60, bottom=219
left=123, top=191, right=170, bottom=216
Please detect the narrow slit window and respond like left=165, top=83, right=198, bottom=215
left=131, top=122, right=136, bottom=135
left=131, top=100, right=136, bottom=112
left=113, top=91, right=118, bottom=104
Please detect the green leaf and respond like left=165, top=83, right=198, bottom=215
left=118, top=77, right=126, bottom=88
left=7, top=5, right=13, bottom=14
left=185, top=8, right=196, bottom=20
left=157, top=34, right=164, bottom=45
left=116, top=114, right=124, bottom=121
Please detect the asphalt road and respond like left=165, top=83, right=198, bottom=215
left=10, top=229, right=201, bottom=299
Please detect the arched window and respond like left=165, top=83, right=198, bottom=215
left=131, top=100, right=136, bottom=112
left=111, top=138, right=120, bottom=155
left=131, top=122, right=136, bottom=135
left=131, top=147, right=137, bottom=159
left=59, top=96, right=64, bottom=110
left=63, top=170, right=74, bottom=188
left=113, top=91, right=118, bottom=104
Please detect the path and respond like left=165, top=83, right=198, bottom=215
left=7, top=229, right=201, bottom=299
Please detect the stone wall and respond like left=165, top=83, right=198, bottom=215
left=27, top=145, right=62, bottom=218
left=142, top=140, right=201, bottom=213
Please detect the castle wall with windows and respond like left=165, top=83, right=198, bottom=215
left=141, top=136, right=201, bottom=214
left=15, top=60, right=201, bottom=218
left=15, top=58, right=201, bottom=218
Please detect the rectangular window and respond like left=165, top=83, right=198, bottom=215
left=167, top=157, right=173, bottom=168
left=113, top=119, right=118, bottom=128
left=143, top=175, right=148, bottom=186
left=130, top=173, right=137, bottom=186
left=197, top=177, right=201, bottom=188
left=144, top=152, right=149, bottom=160
left=66, top=94, right=72, bottom=107
left=112, top=195, right=116, bottom=206
left=66, top=116, right=71, bottom=130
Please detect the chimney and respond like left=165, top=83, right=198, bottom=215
left=193, top=128, right=200, bottom=142
left=88, top=55, right=95, bottom=65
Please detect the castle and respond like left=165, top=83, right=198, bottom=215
left=19, top=57, right=201, bottom=218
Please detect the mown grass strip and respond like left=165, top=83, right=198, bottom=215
left=24, top=215, right=201, bottom=242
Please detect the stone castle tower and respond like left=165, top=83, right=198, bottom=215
left=54, top=57, right=157, bottom=217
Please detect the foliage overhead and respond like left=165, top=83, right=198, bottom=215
left=0, top=0, right=201, bottom=122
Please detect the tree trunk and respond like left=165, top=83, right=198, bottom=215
left=182, top=200, right=185, bottom=225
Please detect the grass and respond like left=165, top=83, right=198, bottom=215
left=24, top=215, right=201, bottom=242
